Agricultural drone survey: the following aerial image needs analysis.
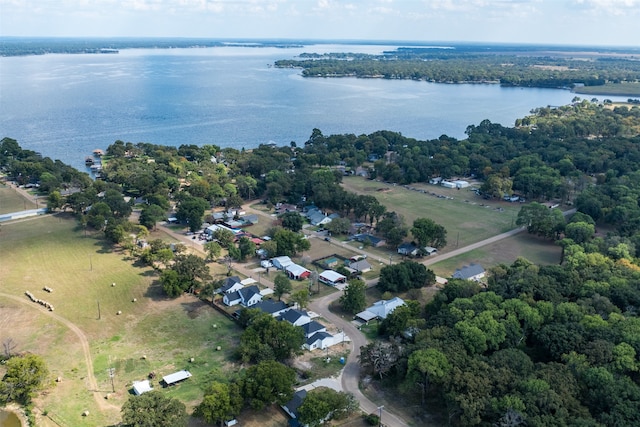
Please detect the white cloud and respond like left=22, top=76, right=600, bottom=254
left=572, top=0, right=640, bottom=15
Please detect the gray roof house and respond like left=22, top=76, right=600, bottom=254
left=302, top=320, right=326, bottom=338
left=223, top=285, right=262, bottom=307
left=279, top=308, right=311, bottom=326
left=349, top=259, right=372, bottom=273
left=282, top=389, right=307, bottom=422
left=254, top=300, right=290, bottom=317
left=304, top=332, right=334, bottom=351
left=397, top=242, right=419, bottom=256
left=356, top=297, right=406, bottom=322
left=218, top=276, right=243, bottom=294
left=452, top=263, right=486, bottom=281
left=352, top=233, right=386, bottom=247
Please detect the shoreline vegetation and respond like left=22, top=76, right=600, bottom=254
left=2, top=38, right=640, bottom=96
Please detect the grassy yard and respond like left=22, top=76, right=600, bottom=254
left=430, top=232, right=562, bottom=278
left=341, top=176, right=520, bottom=252
left=0, top=214, right=240, bottom=426
left=0, top=183, right=37, bottom=213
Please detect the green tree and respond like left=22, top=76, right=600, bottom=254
left=516, top=202, right=565, bottom=239
left=237, top=236, right=257, bottom=261
left=204, top=241, right=222, bottom=261
left=238, top=312, right=305, bottom=363
left=139, top=204, right=166, bottom=230
left=340, top=279, right=367, bottom=314
left=46, top=190, right=63, bottom=211
left=411, top=217, right=448, bottom=249
left=0, top=353, right=48, bottom=404
left=239, top=360, right=296, bottom=409
left=195, top=381, right=243, bottom=427
left=298, top=388, right=359, bottom=427
left=565, top=221, right=595, bottom=244
left=325, top=217, right=351, bottom=235
left=281, top=211, right=304, bottom=232
left=274, top=273, right=293, bottom=301
left=121, top=391, right=187, bottom=427
left=291, top=289, right=310, bottom=309
left=406, top=348, right=450, bottom=404
left=272, top=227, right=310, bottom=256
left=214, top=228, right=236, bottom=249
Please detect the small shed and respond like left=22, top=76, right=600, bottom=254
left=132, top=380, right=153, bottom=395
left=162, top=370, right=192, bottom=386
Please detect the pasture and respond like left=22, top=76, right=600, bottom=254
left=0, top=214, right=240, bottom=426
left=341, top=176, right=521, bottom=251
left=0, top=183, right=36, bottom=214
left=429, top=232, right=562, bottom=278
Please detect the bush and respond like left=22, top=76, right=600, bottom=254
left=364, top=413, right=380, bottom=425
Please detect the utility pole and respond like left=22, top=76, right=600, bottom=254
left=107, top=367, right=115, bottom=393
left=97, top=300, right=101, bottom=320
left=378, top=405, right=384, bottom=427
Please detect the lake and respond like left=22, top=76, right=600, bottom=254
left=0, top=43, right=630, bottom=171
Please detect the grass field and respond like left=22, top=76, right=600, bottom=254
left=429, top=232, right=562, bottom=277
left=0, top=184, right=37, bottom=214
left=341, top=176, right=521, bottom=252
left=0, top=214, right=240, bottom=426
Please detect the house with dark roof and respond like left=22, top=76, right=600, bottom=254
left=452, top=263, right=486, bottom=281
left=397, top=242, right=419, bottom=256
left=254, top=300, right=290, bottom=317
left=279, top=309, right=311, bottom=326
left=304, top=332, right=334, bottom=351
left=302, top=320, right=326, bottom=338
left=352, top=233, right=386, bottom=247
left=282, top=389, right=307, bottom=424
left=218, top=276, right=243, bottom=294
left=223, top=285, right=262, bottom=307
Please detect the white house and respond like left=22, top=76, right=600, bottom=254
left=218, top=276, right=243, bottom=294
left=304, top=332, right=334, bottom=351
left=254, top=300, right=290, bottom=317
left=318, top=270, right=347, bottom=286
left=356, top=297, right=406, bottom=322
left=452, top=263, right=485, bottom=281
left=279, top=308, right=311, bottom=326
left=271, top=256, right=293, bottom=270
left=223, top=285, right=263, bottom=307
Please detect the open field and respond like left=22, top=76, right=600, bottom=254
left=573, top=82, right=640, bottom=97
left=429, top=232, right=562, bottom=277
left=0, top=214, right=240, bottom=426
left=341, top=176, right=521, bottom=252
left=0, top=183, right=37, bottom=214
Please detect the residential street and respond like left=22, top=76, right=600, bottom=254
left=159, top=203, right=577, bottom=427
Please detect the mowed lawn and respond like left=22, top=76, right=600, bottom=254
left=0, top=214, right=240, bottom=426
left=342, top=176, right=521, bottom=251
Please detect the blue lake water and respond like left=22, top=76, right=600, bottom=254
left=0, top=43, right=630, bottom=171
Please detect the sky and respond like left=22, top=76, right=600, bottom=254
left=1, top=0, right=639, bottom=47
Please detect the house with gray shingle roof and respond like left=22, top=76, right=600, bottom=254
left=452, top=263, right=485, bottom=281
left=223, top=285, right=262, bottom=307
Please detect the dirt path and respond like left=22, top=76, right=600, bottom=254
left=0, top=293, right=119, bottom=413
